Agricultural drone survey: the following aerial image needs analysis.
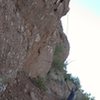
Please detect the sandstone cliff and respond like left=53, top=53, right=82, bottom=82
left=0, top=0, right=92, bottom=100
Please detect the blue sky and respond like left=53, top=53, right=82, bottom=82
left=61, top=0, right=100, bottom=100
left=77, top=0, right=100, bottom=15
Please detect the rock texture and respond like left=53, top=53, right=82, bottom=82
left=0, top=0, right=93, bottom=100
left=0, top=0, right=70, bottom=78
left=0, top=0, right=74, bottom=100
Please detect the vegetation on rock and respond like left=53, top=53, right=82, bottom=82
left=52, top=44, right=66, bottom=70
left=30, top=76, right=47, bottom=91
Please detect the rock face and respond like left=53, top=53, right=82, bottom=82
left=0, top=1, right=95, bottom=100
left=0, top=0, right=70, bottom=78
left=0, top=0, right=72, bottom=100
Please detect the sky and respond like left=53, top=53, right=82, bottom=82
left=61, top=0, right=100, bottom=100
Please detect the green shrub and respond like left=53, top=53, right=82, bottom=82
left=52, top=44, right=66, bottom=71
left=70, top=76, right=81, bottom=87
left=64, top=73, right=71, bottom=81
left=64, top=73, right=81, bottom=88
left=54, top=44, right=64, bottom=56
left=81, top=91, right=95, bottom=100
left=33, top=76, right=47, bottom=91
left=52, top=57, right=66, bottom=70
